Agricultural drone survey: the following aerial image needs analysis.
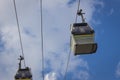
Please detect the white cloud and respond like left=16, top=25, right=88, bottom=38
left=43, top=0, right=68, bottom=9
left=116, top=62, right=120, bottom=78
left=0, top=0, right=103, bottom=80
left=73, top=70, right=90, bottom=80
left=109, top=8, right=114, bottom=16
left=45, top=72, right=57, bottom=80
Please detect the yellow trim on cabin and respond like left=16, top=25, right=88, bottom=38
left=16, top=79, right=31, bottom=80
left=74, top=34, right=94, bottom=37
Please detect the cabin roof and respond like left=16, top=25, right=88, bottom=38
left=71, top=23, right=94, bottom=35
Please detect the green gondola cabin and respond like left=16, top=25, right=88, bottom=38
left=71, top=23, right=97, bottom=55
left=15, top=67, right=32, bottom=80
left=15, top=56, right=32, bottom=80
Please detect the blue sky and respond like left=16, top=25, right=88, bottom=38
left=82, top=0, right=120, bottom=80
left=0, top=0, right=120, bottom=80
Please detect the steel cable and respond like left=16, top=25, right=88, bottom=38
left=75, top=0, right=81, bottom=23
left=63, top=48, right=71, bottom=80
left=64, top=0, right=81, bottom=80
left=13, top=0, right=26, bottom=67
left=39, top=0, right=44, bottom=80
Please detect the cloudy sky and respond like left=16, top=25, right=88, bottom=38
left=0, top=0, right=120, bottom=80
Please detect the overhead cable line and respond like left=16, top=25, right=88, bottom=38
left=13, top=0, right=26, bottom=67
left=63, top=48, right=71, bottom=80
left=75, top=0, right=81, bottom=23
left=39, top=0, right=44, bottom=80
left=64, top=0, right=81, bottom=80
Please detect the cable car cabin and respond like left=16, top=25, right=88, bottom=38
left=15, top=67, right=32, bottom=80
left=71, top=23, right=97, bottom=55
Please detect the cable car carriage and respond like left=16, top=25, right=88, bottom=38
left=15, top=56, right=32, bottom=80
left=70, top=9, right=97, bottom=55
left=15, top=67, right=32, bottom=80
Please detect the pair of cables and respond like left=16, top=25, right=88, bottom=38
left=63, top=0, right=81, bottom=80
left=13, top=0, right=81, bottom=80
left=13, top=0, right=44, bottom=80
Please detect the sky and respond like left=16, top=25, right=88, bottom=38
left=0, top=0, right=120, bottom=80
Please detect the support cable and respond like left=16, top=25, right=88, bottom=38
left=39, top=0, right=44, bottom=80
left=63, top=48, right=71, bottom=80
left=64, top=0, right=81, bottom=80
left=13, top=0, right=26, bottom=67
left=75, top=0, right=81, bottom=23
